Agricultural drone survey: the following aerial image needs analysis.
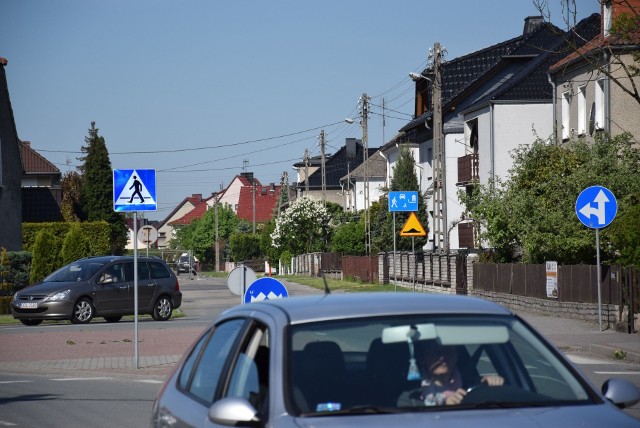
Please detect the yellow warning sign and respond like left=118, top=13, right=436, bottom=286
left=400, top=212, right=427, bottom=237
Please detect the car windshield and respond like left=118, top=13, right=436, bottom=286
left=287, top=314, right=594, bottom=416
left=44, top=260, right=105, bottom=282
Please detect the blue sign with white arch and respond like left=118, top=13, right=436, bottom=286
left=244, top=277, right=289, bottom=304
left=575, top=186, right=617, bottom=229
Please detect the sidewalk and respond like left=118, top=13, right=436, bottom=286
left=0, top=278, right=637, bottom=379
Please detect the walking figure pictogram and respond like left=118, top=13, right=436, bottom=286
left=129, top=176, right=145, bottom=203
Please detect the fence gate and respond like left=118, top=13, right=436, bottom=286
left=455, top=254, right=468, bottom=295
left=622, top=267, right=639, bottom=334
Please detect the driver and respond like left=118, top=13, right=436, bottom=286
left=398, top=343, right=504, bottom=406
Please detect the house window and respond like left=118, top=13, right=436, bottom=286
left=562, top=91, right=570, bottom=140
left=595, top=79, right=605, bottom=130
left=578, top=85, right=586, bottom=135
left=603, top=0, right=612, bottom=37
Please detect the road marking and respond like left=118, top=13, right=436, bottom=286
left=50, top=377, right=111, bottom=381
left=595, top=371, right=640, bottom=375
left=137, top=379, right=163, bottom=384
left=0, top=420, right=17, bottom=426
left=567, top=355, right=609, bottom=364
left=0, top=380, right=31, bottom=384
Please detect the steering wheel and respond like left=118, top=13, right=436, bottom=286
left=461, top=383, right=491, bottom=404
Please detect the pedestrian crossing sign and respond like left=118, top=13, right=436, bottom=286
left=113, top=169, right=157, bottom=212
left=400, top=212, right=426, bottom=237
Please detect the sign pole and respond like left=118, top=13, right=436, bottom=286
left=596, top=229, right=602, bottom=331
left=133, top=212, right=139, bottom=369
left=393, top=212, right=397, bottom=292
left=412, top=236, right=415, bottom=292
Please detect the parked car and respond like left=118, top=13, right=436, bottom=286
left=11, top=256, right=182, bottom=326
left=175, top=253, right=196, bottom=275
left=151, top=293, right=640, bottom=427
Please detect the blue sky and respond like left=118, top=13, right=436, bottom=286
left=1, top=0, right=597, bottom=220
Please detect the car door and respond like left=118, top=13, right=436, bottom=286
left=155, top=318, right=246, bottom=428
left=94, top=263, right=129, bottom=313
left=127, top=261, right=158, bottom=311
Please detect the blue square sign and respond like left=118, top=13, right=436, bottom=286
left=113, top=169, right=157, bottom=212
left=388, top=191, right=419, bottom=212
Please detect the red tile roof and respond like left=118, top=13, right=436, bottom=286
left=169, top=200, right=209, bottom=226
left=236, top=185, right=280, bottom=223
left=19, top=141, right=60, bottom=174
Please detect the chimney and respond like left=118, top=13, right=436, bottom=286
left=346, top=138, right=358, bottom=159
left=192, top=193, right=202, bottom=201
left=241, top=172, right=254, bottom=184
left=523, top=16, right=544, bottom=35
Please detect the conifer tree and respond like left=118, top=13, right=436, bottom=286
left=79, top=122, right=127, bottom=254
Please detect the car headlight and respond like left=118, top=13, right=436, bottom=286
left=48, top=290, right=71, bottom=301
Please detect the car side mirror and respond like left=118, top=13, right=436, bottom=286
left=208, top=397, right=260, bottom=426
left=602, top=378, right=640, bottom=409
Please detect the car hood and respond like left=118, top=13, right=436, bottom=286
left=291, top=403, right=637, bottom=428
left=17, top=281, right=87, bottom=296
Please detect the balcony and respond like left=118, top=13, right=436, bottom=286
left=457, top=153, right=479, bottom=185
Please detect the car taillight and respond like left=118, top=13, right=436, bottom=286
left=174, top=278, right=180, bottom=292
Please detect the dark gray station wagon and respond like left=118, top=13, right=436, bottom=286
left=11, top=256, right=182, bottom=326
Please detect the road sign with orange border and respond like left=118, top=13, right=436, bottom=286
left=400, top=212, right=426, bottom=236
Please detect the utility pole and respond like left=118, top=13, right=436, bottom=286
left=304, top=149, right=309, bottom=194
left=320, top=130, right=326, bottom=205
left=361, top=93, right=371, bottom=256
left=252, top=178, right=256, bottom=234
left=431, top=42, right=448, bottom=252
left=214, top=194, right=219, bottom=272
left=278, top=171, right=289, bottom=217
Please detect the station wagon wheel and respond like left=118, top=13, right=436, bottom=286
left=20, top=319, right=43, bottom=326
left=104, top=316, right=122, bottom=323
left=152, top=296, right=173, bottom=321
left=71, top=298, right=94, bottom=324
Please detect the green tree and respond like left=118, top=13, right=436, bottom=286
left=79, top=122, right=127, bottom=254
left=271, top=196, right=332, bottom=255
left=259, top=219, right=280, bottom=264
left=29, top=229, right=61, bottom=284
left=230, top=233, right=262, bottom=262
left=330, top=220, right=365, bottom=255
left=61, top=223, right=91, bottom=264
left=60, top=171, right=84, bottom=222
left=172, top=203, right=239, bottom=263
left=372, top=147, right=429, bottom=253
left=461, top=133, right=640, bottom=264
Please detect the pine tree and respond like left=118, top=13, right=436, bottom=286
left=79, top=122, right=127, bottom=254
left=372, top=146, right=429, bottom=252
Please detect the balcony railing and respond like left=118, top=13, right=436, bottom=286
left=457, top=153, right=479, bottom=184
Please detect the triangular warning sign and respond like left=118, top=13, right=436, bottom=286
left=400, top=212, right=426, bottom=237
left=115, top=170, right=156, bottom=206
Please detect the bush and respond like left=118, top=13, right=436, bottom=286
left=23, top=221, right=111, bottom=256
left=30, top=229, right=62, bottom=284
left=0, top=296, right=11, bottom=315
left=61, top=223, right=91, bottom=264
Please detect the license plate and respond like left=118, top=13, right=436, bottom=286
left=20, top=302, right=38, bottom=309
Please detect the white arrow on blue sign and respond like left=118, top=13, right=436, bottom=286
left=244, top=277, right=288, bottom=304
left=113, top=169, right=157, bottom=212
left=575, top=186, right=617, bottom=229
left=389, top=191, right=419, bottom=212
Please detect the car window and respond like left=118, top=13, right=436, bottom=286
left=150, top=261, right=171, bottom=279
left=287, top=315, right=594, bottom=415
left=179, top=332, right=209, bottom=390
left=225, top=324, right=270, bottom=415
left=45, top=261, right=104, bottom=282
left=123, top=262, right=151, bottom=281
left=187, top=319, right=245, bottom=404
left=99, top=263, right=126, bottom=284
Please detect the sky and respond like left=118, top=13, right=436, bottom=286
left=1, top=0, right=598, bottom=221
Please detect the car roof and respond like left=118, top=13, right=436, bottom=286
left=228, top=292, right=513, bottom=324
left=77, top=255, right=165, bottom=263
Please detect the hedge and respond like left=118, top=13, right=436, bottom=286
left=23, top=221, right=111, bottom=256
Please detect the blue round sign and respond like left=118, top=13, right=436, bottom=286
left=575, top=186, right=617, bottom=229
left=244, top=277, right=289, bottom=304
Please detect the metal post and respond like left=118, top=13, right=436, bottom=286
left=133, top=212, right=139, bottom=369
left=596, top=229, right=603, bottom=331
left=393, top=211, right=397, bottom=292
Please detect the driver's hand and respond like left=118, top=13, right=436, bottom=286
left=481, top=375, right=504, bottom=386
left=445, top=388, right=467, bottom=405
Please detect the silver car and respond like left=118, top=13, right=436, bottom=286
left=151, top=293, right=639, bottom=427
left=11, top=256, right=182, bottom=326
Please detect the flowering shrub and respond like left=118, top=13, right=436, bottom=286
left=271, top=197, right=332, bottom=255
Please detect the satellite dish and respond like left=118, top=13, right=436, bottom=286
left=588, top=102, right=596, bottom=136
